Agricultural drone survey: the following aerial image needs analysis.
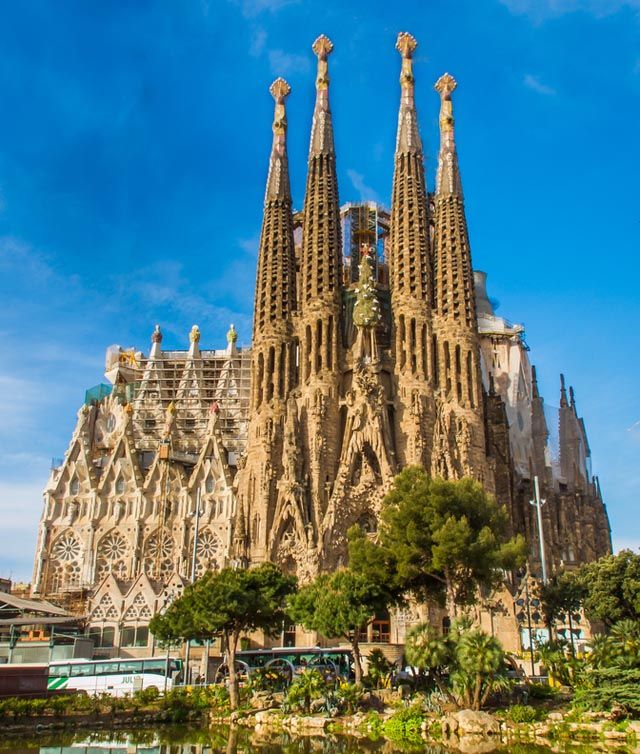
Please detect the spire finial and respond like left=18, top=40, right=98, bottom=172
left=265, top=79, right=292, bottom=203
left=227, top=323, right=238, bottom=345
left=189, top=325, right=201, bottom=344
left=435, top=73, right=457, bottom=135
left=312, top=35, right=333, bottom=91
left=560, top=373, right=568, bottom=407
left=269, top=77, right=291, bottom=135
left=396, top=32, right=417, bottom=88
left=152, top=324, right=163, bottom=344
left=308, top=36, right=335, bottom=155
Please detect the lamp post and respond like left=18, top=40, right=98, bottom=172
left=529, top=476, right=548, bottom=584
left=515, top=569, right=543, bottom=678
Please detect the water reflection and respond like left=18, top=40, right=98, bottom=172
left=0, top=726, right=632, bottom=754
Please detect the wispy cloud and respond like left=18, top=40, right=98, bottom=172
left=232, top=0, right=299, bottom=19
left=613, top=535, right=640, bottom=553
left=249, top=27, right=267, bottom=57
left=268, top=49, right=310, bottom=76
left=523, top=73, right=557, bottom=96
left=500, top=0, right=640, bottom=22
left=347, top=169, right=381, bottom=203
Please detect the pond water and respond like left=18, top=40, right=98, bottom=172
left=0, top=726, right=632, bottom=754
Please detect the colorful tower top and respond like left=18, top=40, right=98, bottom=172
left=265, top=78, right=292, bottom=203
left=309, top=34, right=334, bottom=154
left=395, top=32, right=422, bottom=154
left=435, top=72, right=463, bottom=196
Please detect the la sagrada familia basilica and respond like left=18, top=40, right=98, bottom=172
left=32, top=34, right=611, bottom=655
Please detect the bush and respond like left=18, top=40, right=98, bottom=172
left=526, top=682, right=559, bottom=700
left=506, top=704, right=545, bottom=723
left=382, top=702, right=424, bottom=744
left=334, top=681, right=364, bottom=714
left=284, top=669, right=327, bottom=714
left=573, top=667, right=640, bottom=718
left=134, top=686, right=160, bottom=705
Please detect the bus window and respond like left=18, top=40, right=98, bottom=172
left=49, top=665, right=70, bottom=678
left=119, top=661, right=143, bottom=675
left=72, top=664, right=95, bottom=677
left=143, top=660, right=166, bottom=675
left=95, top=662, right=120, bottom=676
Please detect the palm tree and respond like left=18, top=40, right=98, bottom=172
left=455, top=629, right=505, bottom=710
left=405, top=622, right=455, bottom=702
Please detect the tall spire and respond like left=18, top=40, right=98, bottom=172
left=309, top=34, right=334, bottom=155
left=300, top=35, right=341, bottom=310
left=433, top=73, right=475, bottom=328
left=265, top=78, right=292, bottom=203
left=395, top=32, right=422, bottom=153
left=254, top=78, right=297, bottom=339
left=434, top=73, right=463, bottom=196
left=389, top=32, right=430, bottom=305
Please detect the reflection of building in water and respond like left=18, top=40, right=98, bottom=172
left=31, top=32, right=610, bottom=658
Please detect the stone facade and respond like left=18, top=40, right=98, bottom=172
left=32, top=33, right=610, bottom=656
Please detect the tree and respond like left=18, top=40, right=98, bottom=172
left=149, top=563, right=296, bottom=709
left=539, top=570, right=586, bottom=642
left=577, top=550, right=640, bottom=628
left=378, top=467, right=526, bottom=616
left=405, top=620, right=507, bottom=710
left=288, top=568, right=390, bottom=685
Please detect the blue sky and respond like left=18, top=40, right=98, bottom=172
left=0, top=0, right=638, bottom=581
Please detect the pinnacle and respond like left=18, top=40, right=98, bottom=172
left=269, top=78, right=291, bottom=101
left=312, top=34, right=333, bottom=58
left=396, top=31, right=417, bottom=58
left=435, top=72, right=457, bottom=98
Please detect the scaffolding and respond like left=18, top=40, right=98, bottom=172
left=340, top=202, right=390, bottom=283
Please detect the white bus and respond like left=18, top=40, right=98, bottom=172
left=47, top=657, right=183, bottom=697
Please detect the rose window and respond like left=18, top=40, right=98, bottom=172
left=146, top=532, right=173, bottom=559
left=51, top=533, right=81, bottom=562
left=100, top=533, right=128, bottom=561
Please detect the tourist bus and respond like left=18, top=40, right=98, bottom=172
left=215, top=646, right=353, bottom=684
left=47, top=657, right=183, bottom=696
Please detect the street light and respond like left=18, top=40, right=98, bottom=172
left=515, top=569, right=543, bottom=678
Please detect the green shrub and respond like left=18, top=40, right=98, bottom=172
left=383, top=702, right=425, bottom=744
left=134, top=685, right=160, bottom=705
left=506, top=704, right=545, bottom=723
left=573, top=667, right=640, bottom=717
left=335, top=681, right=364, bottom=714
left=526, top=682, right=558, bottom=700
left=284, top=669, right=327, bottom=714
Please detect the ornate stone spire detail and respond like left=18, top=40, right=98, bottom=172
left=388, top=31, right=432, bottom=411
left=265, top=78, right=292, bottom=203
left=560, top=373, right=568, bottom=407
left=435, top=73, right=463, bottom=197
left=150, top=324, right=163, bottom=359
left=300, top=35, right=341, bottom=309
left=254, top=79, right=297, bottom=338
left=395, top=32, right=422, bottom=153
left=432, top=73, right=475, bottom=327
left=309, top=35, right=334, bottom=154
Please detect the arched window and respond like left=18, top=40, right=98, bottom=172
left=205, top=474, right=214, bottom=494
left=115, top=476, right=125, bottom=495
left=69, top=476, right=79, bottom=496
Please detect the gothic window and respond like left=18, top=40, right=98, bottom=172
left=190, top=528, right=223, bottom=577
left=96, top=531, right=129, bottom=581
left=123, top=593, right=152, bottom=621
left=69, top=476, right=79, bottom=496
left=106, top=413, right=116, bottom=432
left=115, top=475, right=125, bottom=495
left=47, top=531, right=82, bottom=593
left=267, top=347, right=275, bottom=401
left=205, top=474, right=215, bottom=494
left=91, top=594, right=119, bottom=621
left=121, top=625, right=149, bottom=647
left=467, top=351, right=475, bottom=408
left=256, top=351, right=264, bottom=407
left=143, top=531, right=174, bottom=582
